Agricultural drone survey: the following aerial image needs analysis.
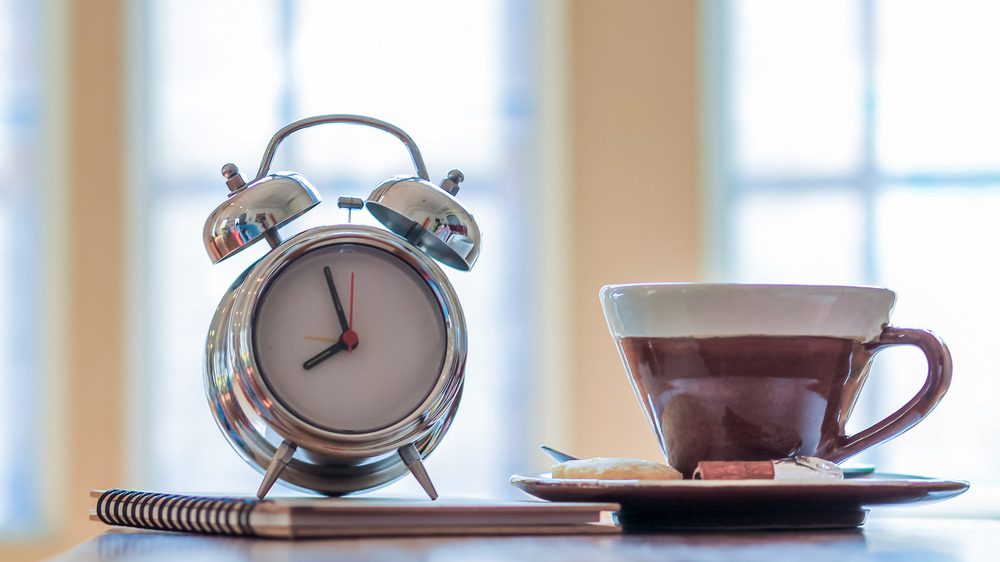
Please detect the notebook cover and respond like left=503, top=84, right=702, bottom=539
left=90, top=489, right=621, bottom=538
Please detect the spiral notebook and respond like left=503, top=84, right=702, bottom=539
left=90, top=489, right=620, bottom=538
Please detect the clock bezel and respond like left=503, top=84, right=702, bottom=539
left=250, top=239, right=450, bottom=435
left=232, top=225, right=465, bottom=455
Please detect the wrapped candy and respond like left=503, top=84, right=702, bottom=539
left=693, top=457, right=843, bottom=480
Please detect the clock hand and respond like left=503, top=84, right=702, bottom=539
left=324, top=266, right=351, bottom=335
left=303, top=339, right=347, bottom=370
left=348, top=272, right=355, bottom=352
left=302, top=330, right=359, bottom=370
left=305, top=335, right=338, bottom=343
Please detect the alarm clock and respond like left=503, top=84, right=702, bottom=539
left=202, top=115, right=481, bottom=500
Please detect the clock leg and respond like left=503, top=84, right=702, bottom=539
left=257, top=440, right=297, bottom=499
left=398, top=443, right=439, bottom=500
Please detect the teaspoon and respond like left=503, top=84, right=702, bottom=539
left=540, top=445, right=579, bottom=463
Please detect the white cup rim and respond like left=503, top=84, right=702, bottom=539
left=600, top=283, right=896, bottom=341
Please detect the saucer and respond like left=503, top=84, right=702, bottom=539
left=509, top=473, right=969, bottom=531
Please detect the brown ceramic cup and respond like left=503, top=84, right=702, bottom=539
left=600, top=284, right=952, bottom=477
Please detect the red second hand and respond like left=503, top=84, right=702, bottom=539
left=346, top=272, right=356, bottom=353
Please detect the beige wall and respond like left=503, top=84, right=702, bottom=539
left=567, top=0, right=703, bottom=460
left=65, top=0, right=128, bottom=544
left=6, top=1, right=703, bottom=558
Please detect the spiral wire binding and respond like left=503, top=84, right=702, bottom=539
left=96, top=489, right=258, bottom=536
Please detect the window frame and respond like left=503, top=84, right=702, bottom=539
left=704, top=0, right=1000, bottom=516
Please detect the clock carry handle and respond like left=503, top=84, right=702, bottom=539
left=208, top=113, right=481, bottom=270
left=252, top=114, right=431, bottom=182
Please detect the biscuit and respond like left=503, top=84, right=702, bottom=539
left=551, top=457, right=683, bottom=480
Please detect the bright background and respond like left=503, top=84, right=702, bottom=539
left=2, top=1, right=999, bottom=558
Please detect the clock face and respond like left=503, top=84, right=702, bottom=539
left=252, top=242, right=448, bottom=433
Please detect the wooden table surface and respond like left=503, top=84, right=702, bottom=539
left=51, top=516, right=1000, bottom=561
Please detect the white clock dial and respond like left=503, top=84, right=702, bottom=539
left=253, top=243, right=447, bottom=433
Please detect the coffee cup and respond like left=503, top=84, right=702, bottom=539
left=600, top=283, right=951, bottom=477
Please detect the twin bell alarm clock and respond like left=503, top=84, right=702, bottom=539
left=202, top=115, right=481, bottom=500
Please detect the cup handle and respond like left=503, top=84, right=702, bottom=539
left=825, top=327, right=952, bottom=464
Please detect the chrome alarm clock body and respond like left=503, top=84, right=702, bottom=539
left=205, top=225, right=467, bottom=496
left=201, top=115, right=481, bottom=499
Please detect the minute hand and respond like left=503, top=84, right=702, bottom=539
left=324, top=266, right=350, bottom=334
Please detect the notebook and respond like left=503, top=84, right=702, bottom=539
left=90, top=489, right=620, bottom=538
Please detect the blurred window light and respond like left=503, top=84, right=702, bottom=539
left=731, top=0, right=863, bottom=176
left=876, top=0, right=1000, bottom=173
left=718, top=0, right=1000, bottom=513
left=0, top=0, right=44, bottom=536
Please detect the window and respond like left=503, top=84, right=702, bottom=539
left=134, top=0, right=534, bottom=499
left=712, top=0, right=1000, bottom=513
left=0, top=0, right=45, bottom=535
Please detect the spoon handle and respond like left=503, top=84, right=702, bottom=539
left=540, top=445, right=579, bottom=463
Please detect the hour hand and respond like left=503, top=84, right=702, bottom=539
left=302, top=331, right=359, bottom=371
left=303, top=339, right=347, bottom=370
